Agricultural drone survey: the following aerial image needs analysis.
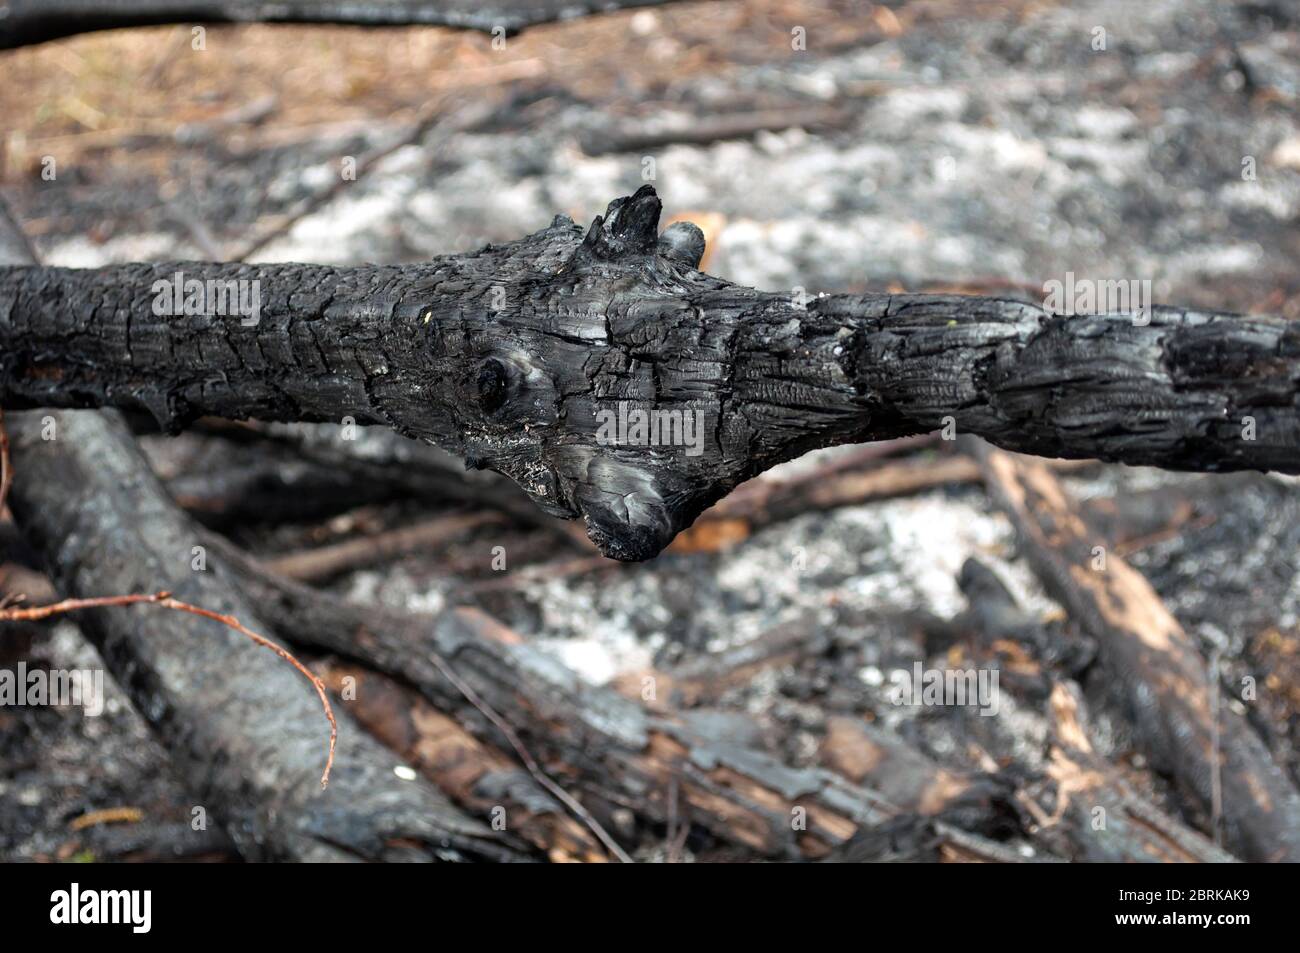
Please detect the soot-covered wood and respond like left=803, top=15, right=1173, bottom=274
left=4, top=186, right=1299, bottom=560
left=0, top=0, right=683, bottom=49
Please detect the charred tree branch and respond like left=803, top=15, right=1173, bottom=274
left=0, top=0, right=684, bottom=50
left=5, top=186, right=1298, bottom=560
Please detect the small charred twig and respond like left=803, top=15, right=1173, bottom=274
left=1, top=589, right=338, bottom=788
left=68, top=806, right=144, bottom=831
left=580, top=105, right=854, bottom=156
left=425, top=650, right=634, bottom=864
left=8, top=187, right=1292, bottom=560
left=263, top=510, right=504, bottom=583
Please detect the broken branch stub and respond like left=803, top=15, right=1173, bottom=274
left=4, top=185, right=1300, bottom=559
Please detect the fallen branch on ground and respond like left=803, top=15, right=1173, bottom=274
left=6, top=408, right=527, bottom=861
left=974, top=442, right=1300, bottom=863
left=6, top=187, right=1296, bottom=560
left=206, top=531, right=1023, bottom=859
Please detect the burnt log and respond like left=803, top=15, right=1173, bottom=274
left=974, top=444, right=1300, bottom=863
left=0, top=0, right=684, bottom=50
left=5, top=186, right=1300, bottom=561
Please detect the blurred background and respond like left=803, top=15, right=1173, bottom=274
left=2, top=0, right=1299, bottom=862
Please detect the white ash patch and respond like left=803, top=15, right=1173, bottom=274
left=43, top=233, right=181, bottom=267
left=487, top=482, right=1064, bottom=689
left=535, top=632, right=655, bottom=687
left=1218, top=179, right=1300, bottom=221
left=344, top=562, right=451, bottom=616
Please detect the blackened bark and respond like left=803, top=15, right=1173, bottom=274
left=0, top=0, right=683, bottom=49
left=5, top=186, right=1299, bottom=560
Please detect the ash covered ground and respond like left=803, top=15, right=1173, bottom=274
left=2, top=0, right=1299, bottom=861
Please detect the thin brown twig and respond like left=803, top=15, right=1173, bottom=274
left=426, top=649, right=634, bottom=864
left=0, top=590, right=337, bottom=788
left=69, top=806, right=144, bottom=831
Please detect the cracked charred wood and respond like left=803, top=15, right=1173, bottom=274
left=5, top=186, right=1299, bottom=561
left=974, top=444, right=1300, bottom=864
left=0, top=0, right=684, bottom=50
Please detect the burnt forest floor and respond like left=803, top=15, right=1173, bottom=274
left=2, top=0, right=1299, bottom=861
